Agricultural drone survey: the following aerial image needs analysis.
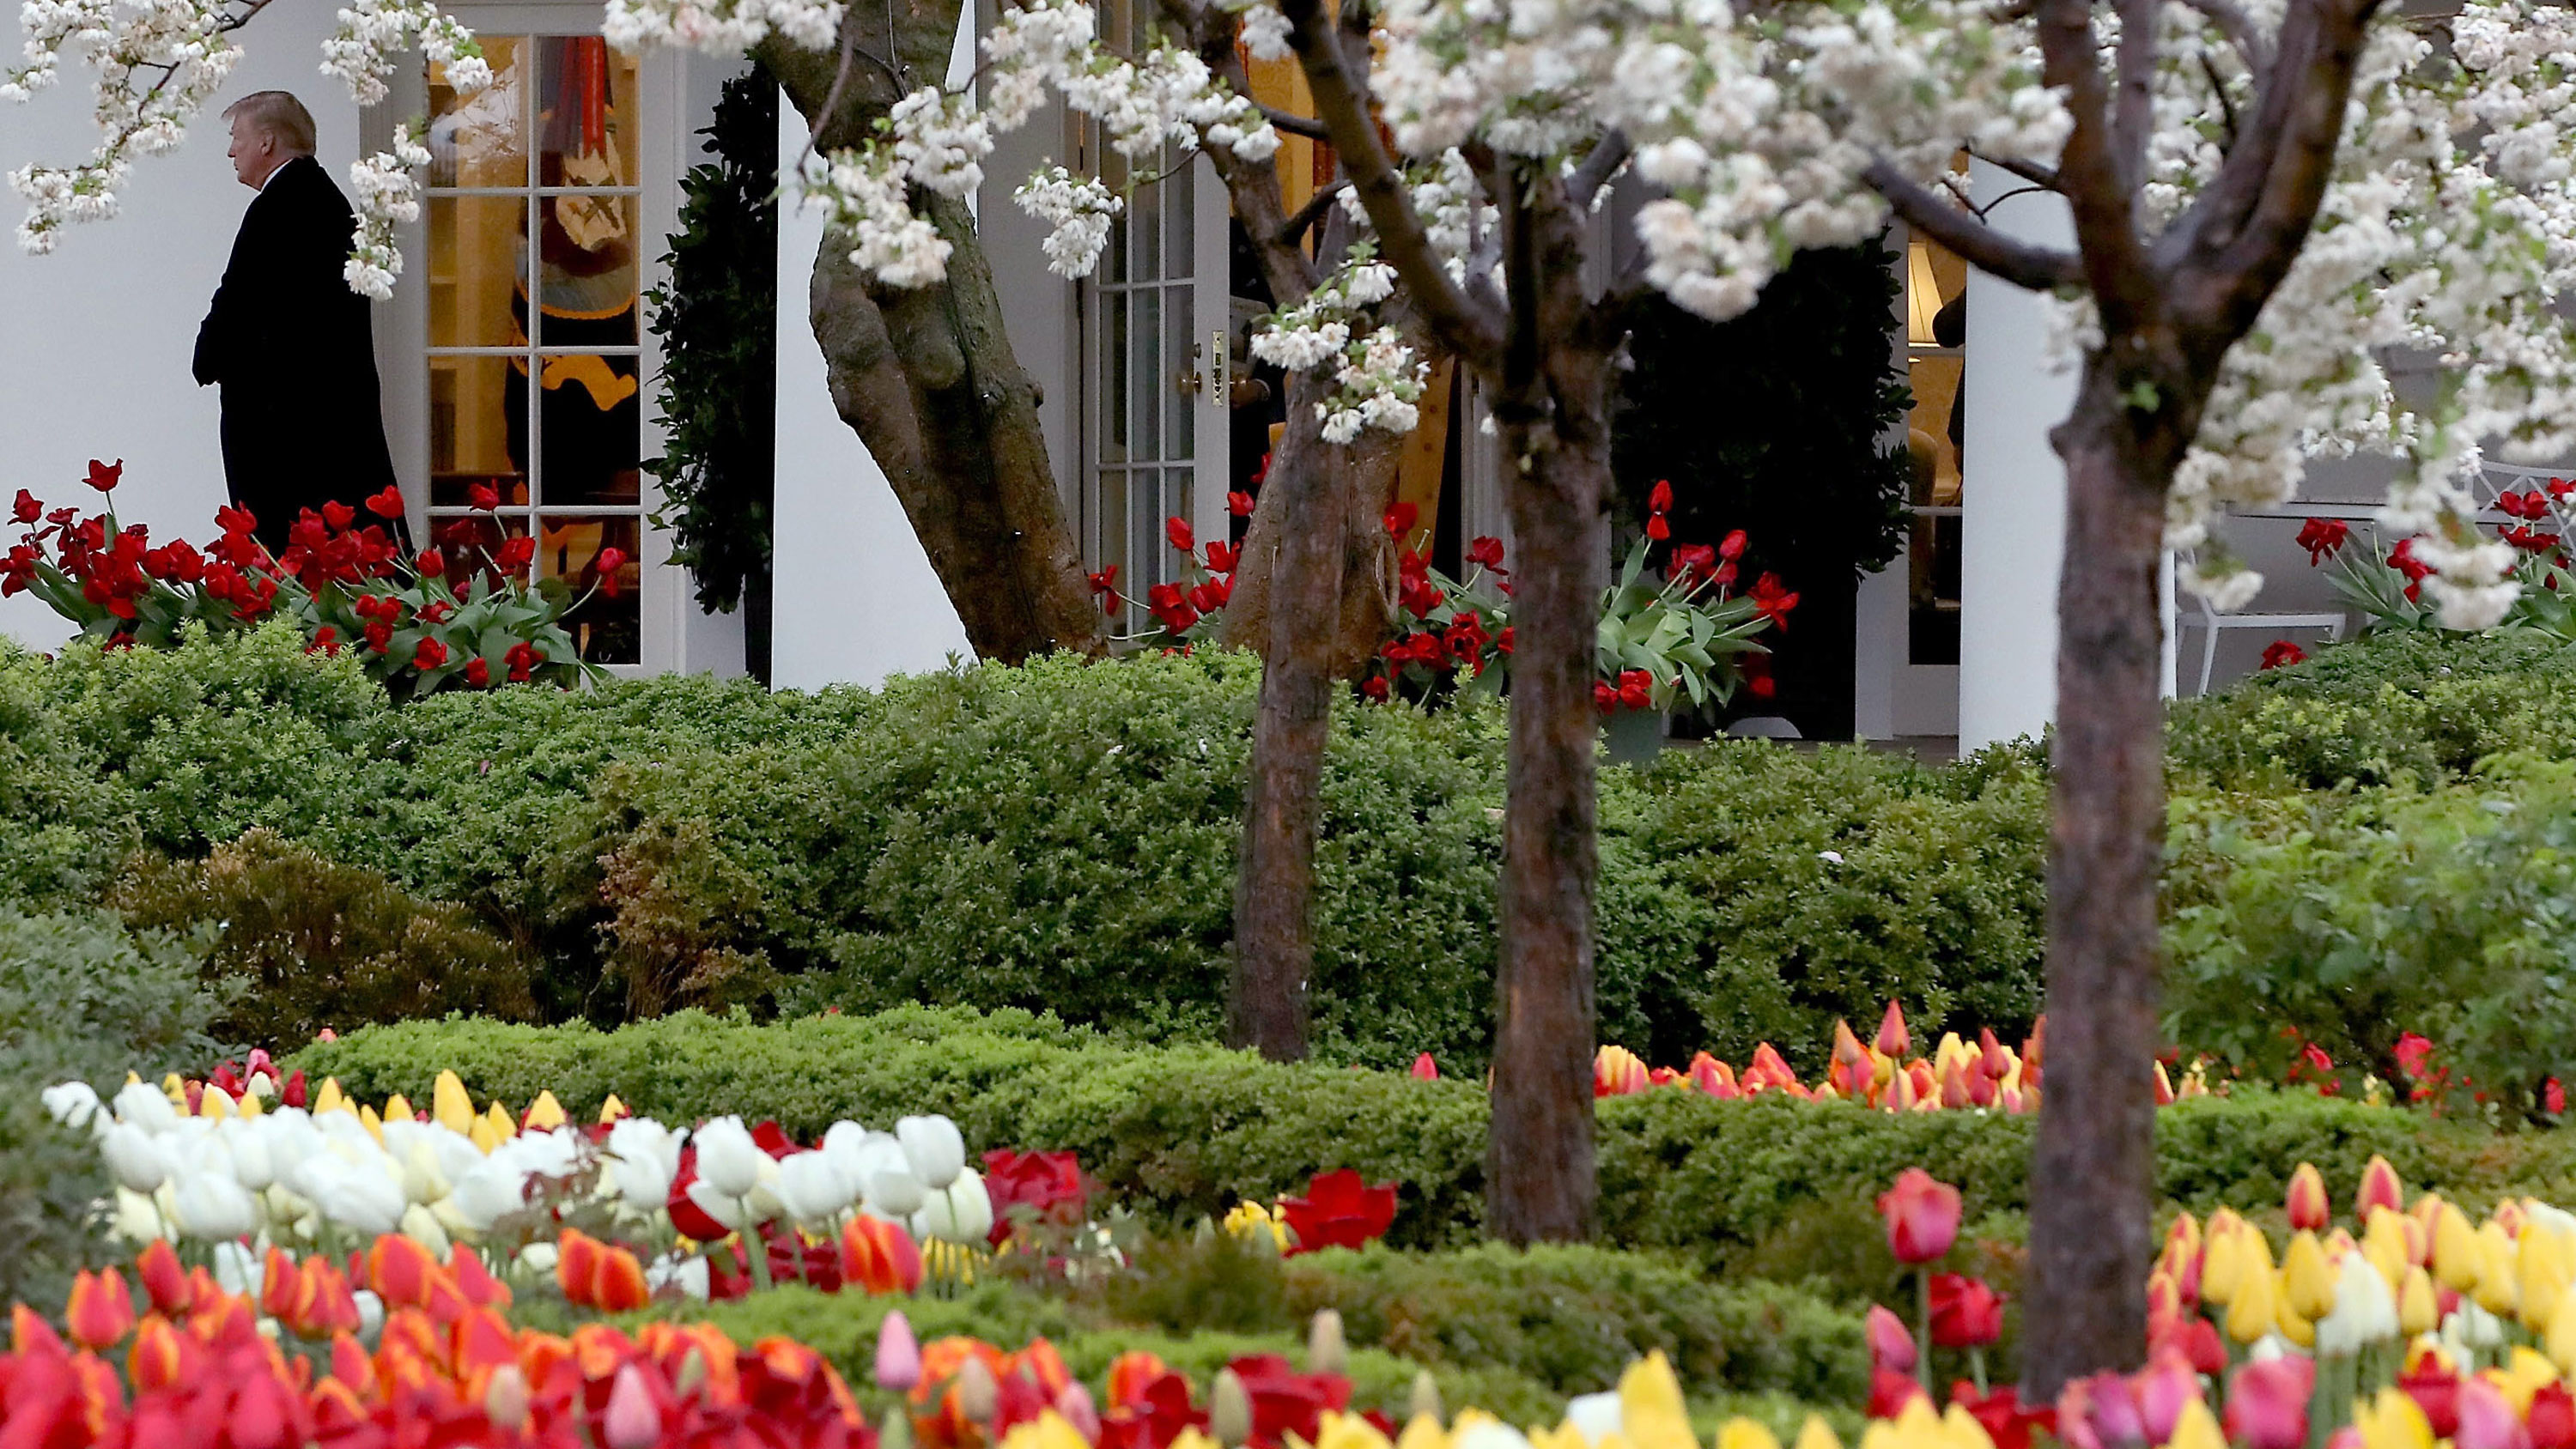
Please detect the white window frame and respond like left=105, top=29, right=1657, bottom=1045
left=374, top=10, right=688, bottom=676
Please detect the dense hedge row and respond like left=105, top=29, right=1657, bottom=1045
left=0, top=624, right=2050, bottom=1070
left=293, top=1007, right=2576, bottom=1268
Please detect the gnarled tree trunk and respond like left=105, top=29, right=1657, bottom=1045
left=763, top=27, right=1102, bottom=664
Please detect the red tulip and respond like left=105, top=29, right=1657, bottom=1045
left=981, top=1149, right=1088, bottom=1246
left=839, top=1213, right=926, bottom=1294
left=1228, top=491, right=1255, bottom=516
left=1879, top=1169, right=1962, bottom=1264
left=1166, top=517, right=1194, bottom=552
left=2530, top=1385, right=2576, bottom=1449
left=126, top=1313, right=187, bottom=1391
left=64, top=1268, right=133, bottom=1350
left=1951, top=1384, right=2055, bottom=1449
left=1928, top=1272, right=2003, bottom=1348
left=1869, top=1364, right=1929, bottom=1419
left=368, top=1234, right=438, bottom=1308
left=1865, top=1304, right=1916, bottom=1372
left=1226, top=1353, right=1352, bottom=1449
left=86, top=458, right=122, bottom=493
left=2401, top=1361, right=2463, bottom=1440
left=2356, top=1155, right=2404, bottom=1223
left=1278, top=1169, right=1398, bottom=1255
left=366, top=485, right=405, bottom=519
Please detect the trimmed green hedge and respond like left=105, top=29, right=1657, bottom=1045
left=294, top=1008, right=2576, bottom=1269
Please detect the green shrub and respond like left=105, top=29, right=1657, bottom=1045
left=2165, top=629, right=2576, bottom=791
left=0, top=907, right=238, bottom=1304
left=107, top=829, right=541, bottom=1046
left=295, top=1009, right=2576, bottom=1274
left=0, top=644, right=134, bottom=907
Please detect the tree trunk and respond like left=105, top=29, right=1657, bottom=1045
left=1218, top=432, right=1400, bottom=675
left=1486, top=355, right=1612, bottom=1244
left=2020, top=361, right=2174, bottom=1397
left=766, top=28, right=1103, bottom=664
left=1227, top=368, right=1358, bottom=1059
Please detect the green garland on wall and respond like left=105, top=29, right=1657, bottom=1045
left=647, top=68, right=779, bottom=669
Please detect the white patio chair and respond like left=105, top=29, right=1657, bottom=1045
left=2173, top=549, right=2346, bottom=695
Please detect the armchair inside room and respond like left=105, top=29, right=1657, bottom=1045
left=2172, top=548, right=2347, bottom=696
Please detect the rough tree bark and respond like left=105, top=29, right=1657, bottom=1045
left=762, top=23, right=1103, bottom=664
left=1854, top=0, right=2384, bottom=1392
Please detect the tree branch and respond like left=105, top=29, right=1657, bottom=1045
left=1277, top=0, right=1504, bottom=361
left=2034, top=0, right=2157, bottom=332
left=1864, top=158, right=2085, bottom=292
left=1274, top=179, right=1350, bottom=248
left=2175, top=0, right=2273, bottom=80
left=1967, top=148, right=2063, bottom=192
left=1157, top=0, right=1321, bottom=304
left=2113, top=0, right=2158, bottom=201
left=1565, top=130, right=1630, bottom=211
left=1261, top=104, right=1331, bottom=140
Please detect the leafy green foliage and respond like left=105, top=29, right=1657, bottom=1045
left=108, top=829, right=541, bottom=1046
left=647, top=69, right=778, bottom=619
left=2164, top=757, right=2576, bottom=1119
left=0, top=907, right=237, bottom=1304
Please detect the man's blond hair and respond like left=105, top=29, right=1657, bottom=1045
left=221, top=91, right=317, bottom=155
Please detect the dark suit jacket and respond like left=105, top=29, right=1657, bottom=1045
left=194, top=154, right=399, bottom=551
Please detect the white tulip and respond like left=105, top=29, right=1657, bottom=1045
left=400, top=1202, right=453, bottom=1258
left=400, top=1141, right=452, bottom=1206
left=304, top=1157, right=407, bottom=1236
left=694, top=1117, right=765, bottom=1197
left=170, top=1172, right=259, bottom=1240
left=447, top=1160, right=531, bottom=1234
left=896, top=1116, right=965, bottom=1190
left=101, top=1122, right=169, bottom=1193
left=42, top=1081, right=101, bottom=1131
left=647, top=1253, right=712, bottom=1300
left=222, top=1122, right=276, bottom=1192
left=1456, top=1422, right=1537, bottom=1449
left=517, top=1243, right=560, bottom=1274
left=110, top=1186, right=165, bottom=1243
left=1562, top=1393, right=1622, bottom=1447
left=605, top=1119, right=686, bottom=1210
left=854, top=1135, right=927, bottom=1216
left=353, top=1289, right=385, bottom=1341
left=211, top=1240, right=260, bottom=1295
left=113, top=1080, right=178, bottom=1133
left=775, top=1149, right=858, bottom=1224
left=743, top=1155, right=786, bottom=1225
left=911, top=1167, right=993, bottom=1245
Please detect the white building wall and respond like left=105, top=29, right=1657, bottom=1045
left=0, top=3, right=355, bottom=652
left=1957, top=160, right=2078, bottom=752
left=767, top=97, right=972, bottom=689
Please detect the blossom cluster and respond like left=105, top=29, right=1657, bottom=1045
left=345, top=121, right=431, bottom=300
left=1249, top=254, right=1428, bottom=444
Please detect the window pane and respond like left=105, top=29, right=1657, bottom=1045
left=1097, top=468, right=1129, bottom=626
left=535, top=194, right=641, bottom=348
left=1134, top=161, right=1162, bottom=280
left=1164, top=149, right=1193, bottom=282
left=429, top=355, right=531, bottom=503
left=1101, top=292, right=1128, bottom=464
left=536, top=37, right=641, bottom=189
left=428, top=195, right=529, bottom=349
left=528, top=354, right=642, bottom=505
left=428, top=38, right=528, bottom=188
left=1133, top=287, right=1160, bottom=462
left=1165, top=284, right=1193, bottom=462
left=427, top=510, right=533, bottom=585
left=1102, top=148, right=1128, bottom=284
left=539, top=513, right=641, bottom=664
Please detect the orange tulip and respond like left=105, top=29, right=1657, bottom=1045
left=1939, top=1059, right=1972, bottom=1109
left=592, top=1243, right=651, bottom=1313
left=841, top=1214, right=927, bottom=1295
left=126, top=1313, right=187, bottom=1391
left=1105, top=1350, right=1170, bottom=1410
left=451, top=1246, right=513, bottom=1312
left=64, top=1268, right=134, bottom=1351
left=1747, top=1042, right=1800, bottom=1092
left=1687, top=1052, right=1738, bottom=1099
left=2286, top=1163, right=2330, bottom=1234
left=1010, top=1337, right=1072, bottom=1399
left=558, top=1228, right=606, bottom=1307
left=2356, top=1155, right=2405, bottom=1224
left=330, top=1331, right=379, bottom=1399
left=261, top=1247, right=308, bottom=1327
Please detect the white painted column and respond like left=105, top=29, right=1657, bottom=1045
left=768, top=97, right=971, bottom=689
left=1957, top=161, right=2079, bottom=752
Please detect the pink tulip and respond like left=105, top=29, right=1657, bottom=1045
left=1409, top=1054, right=1438, bottom=1081
left=2133, top=1353, right=2202, bottom=1444
left=2457, top=1377, right=2532, bottom=1449
left=2222, top=1359, right=2314, bottom=1449
left=876, top=1309, right=923, bottom=1391
left=1058, top=1381, right=1103, bottom=1441
left=1878, top=1169, right=1963, bottom=1264
left=604, top=1364, right=661, bottom=1449
left=1865, top=1304, right=1917, bottom=1372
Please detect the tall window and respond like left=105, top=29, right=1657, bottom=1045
left=423, top=36, right=646, bottom=664
left=1904, top=232, right=1966, bottom=666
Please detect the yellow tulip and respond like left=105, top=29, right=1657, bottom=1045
left=2435, top=1203, right=2482, bottom=1292
left=1936, top=1405, right=1994, bottom=1449
left=430, top=1070, right=476, bottom=1134
left=384, top=1092, right=415, bottom=1123
left=237, top=1089, right=263, bottom=1119
left=2546, top=1282, right=2576, bottom=1375
left=469, top=1115, right=501, bottom=1154
left=313, top=1077, right=349, bottom=1116
left=161, top=1071, right=185, bottom=1101
left=1857, top=1421, right=1903, bottom=1449
left=483, top=1100, right=516, bottom=1142
left=1524, top=1427, right=1584, bottom=1449
left=2202, top=1224, right=2246, bottom=1307
left=2166, top=1398, right=2227, bottom=1449
left=2274, top=1294, right=2316, bottom=1349
left=1790, top=1418, right=1842, bottom=1449
left=2366, top=1210, right=2412, bottom=1291
left=2355, top=1388, right=2434, bottom=1449
left=2227, top=1259, right=2279, bottom=1344
left=1310, top=1412, right=1395, bottom=1449
left=2494, top=1347, right=2558, bottom=1414
left=1615, top=1352, right=1699, bottom=1449
left=2284, top=1231, right=2338, bottom=1319
left=2520, top=1223, right=2570, bottom=1331
left=2400, top=1266, right=2439, bottom=1337
left=199, top=1087, right=233, bottom=1120
left=1882, top=1398, right=1944, bottom=1449
left=1718, top=1420, right=1783, bottom=1449
left=358, top=1103, right=385, bottom=1143
left=1397, top=1416, right=1452, bottom=1449
left=525, top=1090, right=567, bottom=1131
left=598, top=1093, right=628, bottom=1125
left=2475, top=1222, right=2521, bottom=1317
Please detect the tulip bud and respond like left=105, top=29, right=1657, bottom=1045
left=2436, top=1203, right=2482, bottom=1292
left=877, top=1311, right=923, bottom=1391
left=2227, top=1258, right=2279, bottom=1344
left=2547, top=1285, right=2576, bottom=1376
left=955, top=1355, right=1000, bottom=1425
left=1308, top=1308, right=1347, bottom=1378
left=2287, top=1164, right=2330, bottom=1234
left=2475, top=1222, right=2521, bottom=1317
left=896, top=1116, right=967, bottom=1191
left=1210, top=1367, right=1253, bottom=1448
left=1059, top=1382, right=1103, bottom=1442
left=1409, top=1370, right=1444, bottom=1427
left=1791, top=1418, right=1842, bottom=1449
left=603, top=1363, right=659, bottom=1449
left=1874, top=1000, right=1909, bottom=1059
left=2284, top=1231, right=2338, bottom=1320
left=485, top=1365, right=531, bottom=1432
left=2401, top=1266, right=2439, bottom=1338
left=2357, top=1156, right=2405, bottom=1225
left=523, top=1090, right=568, bottom=1131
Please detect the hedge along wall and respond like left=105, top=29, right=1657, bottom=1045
left=2, top=626, right=2055, bottom=1073
left=292, top=1008, right=2576, bottom=1268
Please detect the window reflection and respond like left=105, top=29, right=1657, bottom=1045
left=1905, top=233, right=1966, bottom=667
